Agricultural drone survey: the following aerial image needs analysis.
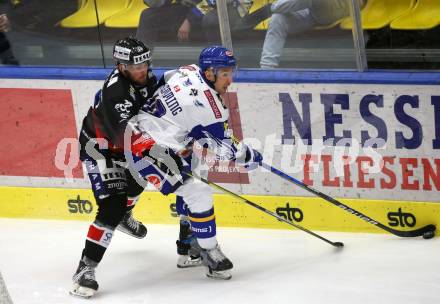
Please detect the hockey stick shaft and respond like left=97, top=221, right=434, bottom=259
left=261, top=163, right=436, bottom=238
left=186, top=172, right=343, bottom=248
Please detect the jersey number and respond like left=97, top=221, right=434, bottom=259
left=144, top=94, right=166, bottom=118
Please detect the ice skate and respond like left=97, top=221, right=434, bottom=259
left=176, top=219, right=202, bottom=268
left=199, top=244, right=233, bottom=280
left=117, top=210, right=147, bottom=239
left=177, top=252, right=202, bottom=268
left=70, top=260, right=98, bottom=299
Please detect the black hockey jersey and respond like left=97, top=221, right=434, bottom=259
left=79, top=68, right=157, bottom=158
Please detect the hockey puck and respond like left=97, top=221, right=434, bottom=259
left=334, top=242, right=344, bottom=247
left=422, top=230, right=435, bottom=239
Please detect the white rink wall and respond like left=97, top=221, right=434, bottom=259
left=0, top=77, right=438, bottom=202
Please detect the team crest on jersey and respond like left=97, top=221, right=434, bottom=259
left=174, top=85, right=181, bottom=92
left=190, top=88, right=198, bottom=96
left=115, top=100, right=133, bottom=121
left=183, top=78, right=192, bottom=87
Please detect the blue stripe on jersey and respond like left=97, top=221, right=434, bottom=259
left=176, top=196, right=189, bottom=216
left=188, top=208, right=217, bottom=239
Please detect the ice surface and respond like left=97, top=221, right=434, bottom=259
left=0, top=218, right=438, bottom=304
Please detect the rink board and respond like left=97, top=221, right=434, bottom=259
left=0, top=76, right=439, bottom=203
left=0, top=186, right=438, bottom=235
left=0, top=68, right=439, bottom=235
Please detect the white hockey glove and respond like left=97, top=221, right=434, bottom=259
left=235, top=143, right=263, bottom=171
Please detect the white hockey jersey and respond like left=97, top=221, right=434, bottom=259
left=136, top=64, right=248, bottom=162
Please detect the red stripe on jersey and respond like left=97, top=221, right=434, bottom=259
left=87, top=224, right=104, bottom=242
left=181, top=65, right=196, bottom=71
left=204, top=90, right=222, bottom=119
left=92, top=110, right=122, bottom=153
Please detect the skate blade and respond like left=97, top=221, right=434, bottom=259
left=206, top=268, right=232, bottom=280
left=70, top=283, right=96, bottom=299
left=177, top=255, right=202, bottom=268
left=116, top=226, right=146, bottom=239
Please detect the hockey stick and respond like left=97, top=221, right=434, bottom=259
left=185, top=172, right=344, bottom=248
left=261, top=163, right=436, bottom=238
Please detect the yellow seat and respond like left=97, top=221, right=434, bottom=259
left=251, top=0, right=273, bottom=30
left=391, top=0, right=440, bottom=30
left=105, top=0, right=149, bottom=28
left=60, top=0, right=129, bottom=28
left=340, top=0, right=416, bottom=30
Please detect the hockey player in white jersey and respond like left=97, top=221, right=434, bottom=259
left=129, top=46, right=263, bottom=280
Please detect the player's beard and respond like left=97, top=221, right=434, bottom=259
left=126, top=69, right=148, bottom=86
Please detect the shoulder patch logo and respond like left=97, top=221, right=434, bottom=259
left=183, top=78, right=193, bottom=87
left=190, top=88, right=198, bottom=96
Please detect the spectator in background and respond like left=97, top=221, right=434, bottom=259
left=0, top=13, right=18, bottom=65
left=199, top=0, right=253, bottom=44
left=136, top=0, right=260, bottom=47
left=260, top=0, right=365, bottom=69
left=136, top=0, right=203, bottom=47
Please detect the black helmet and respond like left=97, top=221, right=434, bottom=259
left=113, top=37, right=151, bottom=66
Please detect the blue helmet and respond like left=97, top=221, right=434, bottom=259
left=199, top=46, right=236, bottom=72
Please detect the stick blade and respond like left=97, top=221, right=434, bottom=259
left=390, top=224, right=436, bottom=238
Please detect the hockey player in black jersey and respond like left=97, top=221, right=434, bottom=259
left=70, top=37, right=157, bottom=299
